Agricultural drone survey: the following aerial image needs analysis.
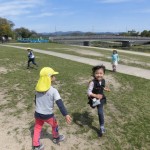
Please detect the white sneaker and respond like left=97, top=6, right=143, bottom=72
left=100, top=126, right=106, bottom=134
left=92, top=98, right=101, bottom=107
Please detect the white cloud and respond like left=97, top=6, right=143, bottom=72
left=0, top=0, right=45, bottom=17
left=0, top=0, right=76, bottom=19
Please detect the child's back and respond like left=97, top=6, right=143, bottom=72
left=32, top=67, right=72, bottom=150
left=35, top=86, right=60, bottom=115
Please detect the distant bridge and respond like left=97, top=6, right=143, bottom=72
left=50, top=35, right=150, bottom=47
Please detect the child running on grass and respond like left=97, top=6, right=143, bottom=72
left=32, top=67, right=72, bottom=150
left=27, top=48, right=38, bottom=69
left=87, top=65, right=110, bottom=137
left=111, top=50, right=119, bottom=72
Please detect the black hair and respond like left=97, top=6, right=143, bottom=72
left=113, top=50, right=117, bottom=54
left=92, top=65, right=106, bottom=77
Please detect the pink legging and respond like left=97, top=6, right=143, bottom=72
left=33, top=116, right=59, bottom=146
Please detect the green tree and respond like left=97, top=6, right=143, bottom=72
left=0, top=17, right=14, bottom=37
left=30, top=30, right=38, bottom=38
left=119, top=30, right=139, bottom=36
left=141, top=30, right=150, bottom=37
left=84, top=32, right=96, bottom=36
left=14, top=27, right=37, bottom=38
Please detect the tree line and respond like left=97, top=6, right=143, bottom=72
left=0, top=17, right=150, bottom=39
left=0, top=17, right=38, bottom=39
left=119, top=30, right=150, bottom=37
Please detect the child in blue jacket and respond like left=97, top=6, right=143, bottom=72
left=112, top=50, right=119, bottom=72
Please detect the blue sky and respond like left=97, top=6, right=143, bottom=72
left=0, top=0, right=150, bottom=33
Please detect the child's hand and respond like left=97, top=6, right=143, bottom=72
left=65, top=115, right=72, bottom=124
left=96, top=94, right=103, bottom=99
left=104, top=87, right=111, bottom=92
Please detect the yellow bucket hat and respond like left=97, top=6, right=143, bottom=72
left=27, top=47, right=31, bottom=51
left=35, top=67, right=59, bottom=92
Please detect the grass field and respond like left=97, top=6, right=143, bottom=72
left=8, top=43, right=150, bottom=70
left=0, top=44, right=150, bottom=150
left=91, top=41, right=150, bottom=53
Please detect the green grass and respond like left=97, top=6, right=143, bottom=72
left=128, top=44, right=150, bottom=53
left=91, top=41, right=150, bottom=53
left=0, top=45, right=150, bottom=149
left=8, top=42, right=150, bottom=70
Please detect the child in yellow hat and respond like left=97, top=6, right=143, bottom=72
left=32, top=67, right=72, bottom=150
left=27, top=48, right=38, bottom=69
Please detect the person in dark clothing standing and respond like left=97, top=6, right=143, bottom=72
left=87, top=65, right=110, bottom=137
left=27, top=48, right=38, bottom=69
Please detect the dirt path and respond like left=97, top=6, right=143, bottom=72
left=1, top=44, right=150, bottom=80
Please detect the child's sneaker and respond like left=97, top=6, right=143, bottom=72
left=52, top=135, right=65, bottom=145
left=98, top=129, right=103, bottom=137
left=33, top=144, right=44, bottom=150
left=98, top=127, right=106, bottom=137
left=101, top=126, right=106, bottom=133
left=101, top=128, right=106, bottom=134
left=92, top=98, right=101, bottom=107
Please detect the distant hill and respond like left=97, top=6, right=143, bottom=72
left=38, top=31, right=121, bottom=36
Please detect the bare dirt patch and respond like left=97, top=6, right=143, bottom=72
left=121, top=58, right=150, bottom=67
left=0, top=89, right=33, bottom=150
left=0, top=64, right=22, bottom=74
left=0, top=67, right=8, bottom=74
left=106, top=102, right=128, bottom=132
left=48, top=47, right=104, bottom=57
left=0, top=113, right=32, bottom=150
left=104, top=74, right=121, bottom=91
left=0, top=89, right=9, bottom=105
left=76, top=76, right=93, bottom=86
left=67, top=48, right=104, bottom=57
left=38, top=124, right=107, bottom=150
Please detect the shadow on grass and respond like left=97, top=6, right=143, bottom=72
left=26, top=66, right=38, bottom=70
left=72, top=111, right=99, bottom=134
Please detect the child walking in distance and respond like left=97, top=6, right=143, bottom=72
left=87, top=65, right=110, bottom=137
left=27, top=48, right=38, bottom=69
left=32, top=67, right=72, bottom=150
left=111, top=50, right=119, bottom=72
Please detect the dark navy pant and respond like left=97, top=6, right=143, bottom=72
left=28, top=58, right=37, bottom=67
left=97, top=103, right=104, bottom=127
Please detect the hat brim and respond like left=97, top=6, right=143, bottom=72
left=52, top=72, right=59, bottom=75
